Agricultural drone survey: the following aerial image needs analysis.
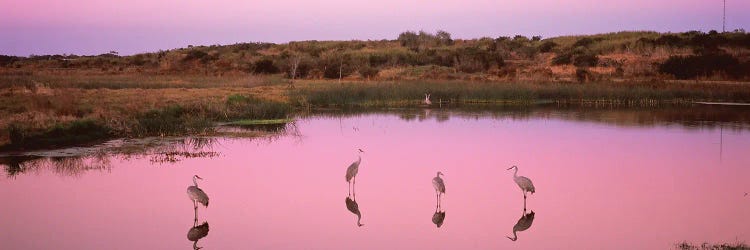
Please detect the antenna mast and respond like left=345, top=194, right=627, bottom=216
left=723, top=0, right=726, bottom=32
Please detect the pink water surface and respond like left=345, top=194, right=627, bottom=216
left=1, top=112, right=749, bottom=249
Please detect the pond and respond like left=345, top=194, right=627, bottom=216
left=1, top=106, right=749, bottom=249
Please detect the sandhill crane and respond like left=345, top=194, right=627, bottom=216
left=424, top=93, right=432, bottom=105
left=346, top=149, right=364, bottom=195
left=507, top=166, right=535, bottom=200
left=187, top=175, right=209, bottom=208
left=432, top=179, right=446, bottom=228
left=345, top=196, right=364, bottom=227
left=507, top=210, right=535, bottom=241
left=432, top=171, right=446, bottom=208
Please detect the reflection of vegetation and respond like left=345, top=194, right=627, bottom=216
left=1, top=155, right=111, bottom=178
left=0, top=156, right=40, bottom=177
left=676, top=241, right=749, bottom=250
left=0, top=121, right=301, bottom=177
left=305, top=105, right=750, bottom=130
left=0, top=136, right=221, bottom=177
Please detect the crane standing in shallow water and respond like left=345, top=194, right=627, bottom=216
left=432, top=171, right=446, bottom=204
left=432, top=171, right=446, bottom=228
left=187, top=175, right=209, bottom=208
left=346, top=149, right=364, bottom=196
left=508, top=166, right=535, bottom=202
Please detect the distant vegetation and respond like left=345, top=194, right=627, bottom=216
left=1, top=29, right=750, bottom=150
left=2, top=29, right=748, bottom=82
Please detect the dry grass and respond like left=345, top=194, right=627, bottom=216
left=0, top=73, right=292, bottom=148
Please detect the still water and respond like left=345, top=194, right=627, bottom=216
left=1, top=107, right=749, bottom=249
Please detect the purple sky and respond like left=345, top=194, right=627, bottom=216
left=1, top=0, right=748, bottom=56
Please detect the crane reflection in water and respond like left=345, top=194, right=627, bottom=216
left=432, top=171, right=446, bottom=228
left=506, top=165, right=536, bottom=241
left=187, top=204, right=210, bottom=250
left=507, top=209, right=535, bottom=242
left=345, top=150, right=365, bottom=227
left=186, top=175, right=210, bottom=249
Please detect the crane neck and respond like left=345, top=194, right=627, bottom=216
left=356, top=215, right=363, bottom=226
left=513, top=167, right=518, bottom=178
left=193, top=176, right=199, bottom=187
left=507, top=231, right=518, bottom=241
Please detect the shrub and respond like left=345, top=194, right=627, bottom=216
left=323, top=64, right=353, bottom=79
left=538, top=41, right=558, bottom=53
left=6, top=120, right=111, bottom=149
left=136, top=105, right=188, bottom=135
left=552, top=47, right=598, bottom=67
left=575, top=68, right=590, bottom=82
left=551, top=53, right=572, bottom=65
left=8, top=123, right=26, bottom=145
left=253, top=59, right=280, bottom=74
left=368, top=54, right=390, bottom=67
left=658, top=53, right=748, bottom=79
left=225, top=94, right=291, bottom=120
left=183, top=50, right=214, bottom=63
left=397, top=31, right=420, bottom=50
left=0, top=55, right=20, bottom=67
left=435, top=30, right=454, bottom=46
left=572, top=37, right=596, bottom=48
left=573, top=53, right=599, bottom=67
left=359, top=66, right=380, bottom=79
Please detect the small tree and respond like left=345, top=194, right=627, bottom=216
left=398, top=31, right=420, bottom=51
left=436, top=30, right=454, bottom=46
left=286, top=52, right=302, bottom=87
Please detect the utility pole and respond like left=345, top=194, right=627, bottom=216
left=723, top=0, right=726, bottom=32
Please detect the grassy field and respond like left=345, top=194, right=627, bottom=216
left=1, top=30, right=749, bottom=150
left=2, top=72, right=750, bottom=151
left=0, top=74, right=292, bottom=150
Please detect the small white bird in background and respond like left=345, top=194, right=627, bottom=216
left=187, top=175, right=209, bottom=207
left=508, top=166, right=535, bottom=200
left=424, top=93, right=432, bottom=105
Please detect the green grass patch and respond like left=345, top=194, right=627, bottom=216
left=290, top=81, right=750, bottom=108
left=229, top=118, right=294, bottom=125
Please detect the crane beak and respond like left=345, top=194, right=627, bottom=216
left=506, top=167, right=514, bottom=170
left=358, top=149, right=364, bottom=153
left=196, top=176, right=203, bottom=180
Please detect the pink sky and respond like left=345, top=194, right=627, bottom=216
left=1, top=0, right=749, bottom=55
